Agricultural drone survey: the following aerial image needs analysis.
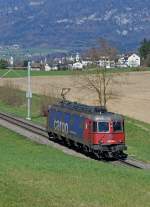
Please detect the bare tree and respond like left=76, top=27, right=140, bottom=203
left=84, top=38, right=118, bottom=65
left=75, top=68, right=118, bottom=108
left=75, top=38, right=120, bottom=107
left=85, top=47, right=100, bottom=62
left=98, top=38, right=118, bottom=61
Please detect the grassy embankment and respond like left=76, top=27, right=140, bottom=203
left=0, top=126, right=150, bottom=207
left=0, top=85, right=46, bottom=125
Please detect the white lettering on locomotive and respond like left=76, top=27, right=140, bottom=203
left=54, top=120, right=68, bottom=134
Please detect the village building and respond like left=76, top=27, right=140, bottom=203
left=98, top=57, right=115, bottom=68
left=117, top=54, right=140, bottom=68
left=117, top=56, right=128, bottom=68
left=127, top=54, right=141, bottom=67
left=72, top=62, right=83, bottom=70
left=45, top=63, right=51, bottom=71
left=9, top=56, right=14, bottom=66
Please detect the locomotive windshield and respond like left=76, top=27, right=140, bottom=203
left=113, top=121, right=123, bottom=132
left=93, top=122, right=109, bottom=133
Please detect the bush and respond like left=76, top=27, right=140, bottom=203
left=144, top=54, right=150, bottom=67
left=0, top=81, right=25, bottom=106
left=0, top=59, right=8, bottom=69
left=40, top=95, right=60, bottom=117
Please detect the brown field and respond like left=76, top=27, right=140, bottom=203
left=0, top=71, right=150, bottom=123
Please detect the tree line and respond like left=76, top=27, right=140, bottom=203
left=139, top=38, right=150, bottom=66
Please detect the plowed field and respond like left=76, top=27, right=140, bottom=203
left=1, top=71, right=150, bottom=123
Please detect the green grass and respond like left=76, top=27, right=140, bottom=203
left=125, top=117, right=150, bottom=162
left=0, top=67, right=150, bottom=78
left=0, top=126, right=150, bottom=207
left=0, top=93, right=46, bottom=125
left=0, top=69, right=75, bottom=78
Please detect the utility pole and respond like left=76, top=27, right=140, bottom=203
left=26, top=61, right=32, bottom=120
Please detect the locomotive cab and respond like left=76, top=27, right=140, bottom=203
left=90, top=113, right=127, bottom=157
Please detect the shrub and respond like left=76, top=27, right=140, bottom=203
left=0, top=59, right=8, bottom=69
left=0, top=81, right=25, bottom=106
left=40, top=94, right=60, bottom=117
left=144, top=54, right=150, bottom=67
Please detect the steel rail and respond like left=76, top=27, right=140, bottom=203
left=117, top=159, right=143, bottom=169
left=0, top=112, right=48, bottom=138
left=118, top=158, right=150, bottom=169
left=112, top=155, right=150, bottom=170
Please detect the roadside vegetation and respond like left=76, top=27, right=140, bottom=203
left=0, top=126, right=150, bottom=207
left=0, top=83, right=149, bottom=163
left=0, top=82, right=46, bottom=125
left=0, top=81, right=25, bottom=107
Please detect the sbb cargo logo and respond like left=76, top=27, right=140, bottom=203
left=54, top=120, right=69, bottom=134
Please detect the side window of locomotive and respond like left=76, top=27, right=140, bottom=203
left=123, top=121, right=125, bottom=131
left=113, top=121, right=122, bottom=132
left=98, top=122, right=109, bottom=132
left=93, top=122, right=97, bottom=132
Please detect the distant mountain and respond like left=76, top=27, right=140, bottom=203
left=0, top=0, right=150, bottom=53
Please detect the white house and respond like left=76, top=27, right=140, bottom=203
left=9, top=56, right=14, bottom=66
left=127, top=54, right=141, bottom=67
left=75, top=53, right=80, bottom=62
left=72, top=62, right=83, bottom=70
left=117, top=56, right=128, bottom=68
left=51, top=65, right=58, bottom=70
left=98, top=59, right=115, bottom=68
left=81, top=60, right=89, bottom=67
left=45, top=64, right=51, bottom=71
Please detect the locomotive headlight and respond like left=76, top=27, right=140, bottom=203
left=107, top=140, right=116, bottom=144
left=99, top=140, right=103, bottom=144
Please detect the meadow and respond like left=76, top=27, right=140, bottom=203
left=0, top=69, right=74, bottom=78
left=0, top=126, right=150, bottom=207
left=0, top=67, right=149, bottom=78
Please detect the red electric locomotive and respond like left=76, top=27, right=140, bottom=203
left=47, top=101, right=127, bottom=159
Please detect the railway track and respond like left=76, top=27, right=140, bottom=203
left=0, top=111, right=150, bottom=170
left=113, top=158, right=150, bottom=169
left=0, top=111, right=47, bottom=137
